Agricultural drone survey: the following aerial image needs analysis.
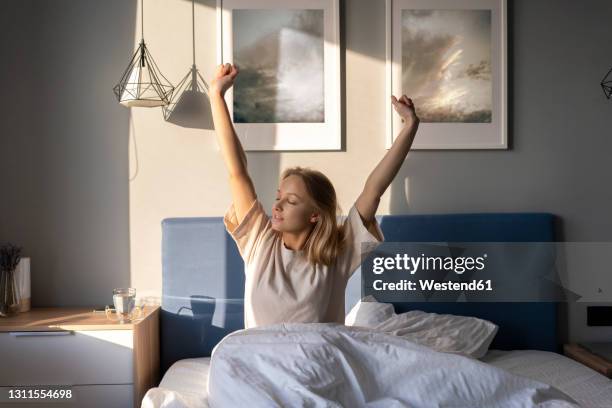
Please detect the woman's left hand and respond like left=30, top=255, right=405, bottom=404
left=210, top=63, right=239, bottom=98
left=391, top=95, right=420, bottom=127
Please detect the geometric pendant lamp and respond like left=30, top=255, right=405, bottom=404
left=602, top=66, right=612, bottom=100
left=113, top=0, right=174, bottom=107
left=163, top=0, right=210, bottom=124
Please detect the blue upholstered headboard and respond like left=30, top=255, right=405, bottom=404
left=160, top=212, right=559, bottom=375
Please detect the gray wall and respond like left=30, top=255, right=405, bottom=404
left=1, top=0, right=611, bottom=342
left=0, top=0, right=134, bottom=307
left=1, top=1, right=39, bottom=263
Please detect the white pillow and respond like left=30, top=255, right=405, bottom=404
left=345, top=297, right=498, bottom=359
left=345, top=295, right=394, bottom=327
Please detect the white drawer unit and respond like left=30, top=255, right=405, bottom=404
left=0, top=307, right=160, bottom=408
left=0, top=330, right=133, bottom=386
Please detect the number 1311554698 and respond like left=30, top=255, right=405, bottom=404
left=3, top=386, right=73, bottom=402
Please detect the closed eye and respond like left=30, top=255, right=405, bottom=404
left=275, top=198, right=296, bottom=205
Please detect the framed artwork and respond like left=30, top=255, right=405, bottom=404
left=217, top=0, right=341, bottom=151
left=386, top=0, right=507, bottom=149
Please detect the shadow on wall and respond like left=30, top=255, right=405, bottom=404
left=163, top=66, right=214, bottom=130
left=160, top=295, right=244, bottom=373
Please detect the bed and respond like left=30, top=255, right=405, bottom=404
left=141, top=212, right=612, bottom=408
left=144, top=350, right=612, bottom=407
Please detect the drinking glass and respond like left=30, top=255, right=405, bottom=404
left=105, top=288, right=143, bottom=323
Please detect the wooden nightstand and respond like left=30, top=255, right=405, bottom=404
left=0, top=306, right=160, bottom=407
left=564, top=343, right=612, bottom=379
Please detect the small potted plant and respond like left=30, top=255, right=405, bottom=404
left=0, top=243, right=22, bottom=317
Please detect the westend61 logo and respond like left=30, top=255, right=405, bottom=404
left=371, top=253, right=488, bottom=275
left=363, top=242, right=610, bottom=302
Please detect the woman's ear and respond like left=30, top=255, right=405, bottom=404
left=310, top=213, right=320, bottom=224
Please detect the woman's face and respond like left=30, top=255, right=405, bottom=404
left=271, top=175, right=319, bottom=233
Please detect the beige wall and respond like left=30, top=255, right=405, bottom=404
left=130, top=0, right=393, bottom=303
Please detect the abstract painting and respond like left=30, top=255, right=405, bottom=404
left=218, top=0, right=340, bottom=151
left=387, top=0, right=507, bottom=149
left=233, top=9, right=324, bottom=123
left=402, top=9, right=492, bottom=123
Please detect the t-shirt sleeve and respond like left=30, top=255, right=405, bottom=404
left=223, top=198, right=271, bottom=265
left=338, top=203, right=385, bottom=279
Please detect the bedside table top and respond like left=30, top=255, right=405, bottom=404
left=0, top=305, right=160, bottom=332
left=564, top=343, right=612, bottom=378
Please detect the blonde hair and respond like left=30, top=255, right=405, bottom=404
left=280, top=166, right=346, bottom=267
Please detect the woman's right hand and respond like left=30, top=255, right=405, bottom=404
left=210, top=63, right=239, bottom=97
left=391, top=94, right=420, bottom=128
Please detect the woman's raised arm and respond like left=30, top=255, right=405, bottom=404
left=355, top=95, right=420, bottom=227
left=210, top=63, right=257, bottom=224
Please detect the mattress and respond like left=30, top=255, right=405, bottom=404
left=143, top=350, right=612, bottom=408
left=141, top=358, right=211, bottom=408
left=481, top=350, right=612, bottom=408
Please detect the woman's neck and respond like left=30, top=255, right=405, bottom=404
left=282, top=229, right=312, bottom=251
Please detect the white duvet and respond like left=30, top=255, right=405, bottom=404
left=205, top=323, right=578, bottom=408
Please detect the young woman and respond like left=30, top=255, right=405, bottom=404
left=210, top=63, right=419, bottom=329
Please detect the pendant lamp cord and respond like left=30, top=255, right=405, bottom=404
left=141, top=0, right=144, bottom=41
left=140, top=0, right=145, bottom=67
left=192, top=0, right=196, bottom=66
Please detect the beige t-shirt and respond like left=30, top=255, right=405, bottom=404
left=223, top=198, right=385, bottom=329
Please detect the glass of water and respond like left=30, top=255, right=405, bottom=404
left=105, top=288, right=143, bottom=323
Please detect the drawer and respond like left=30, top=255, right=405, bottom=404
left=0, top=384, right=134, bottom=408
left=0, top=330, right=133, bottom=386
